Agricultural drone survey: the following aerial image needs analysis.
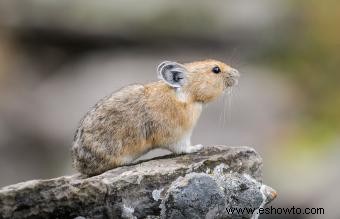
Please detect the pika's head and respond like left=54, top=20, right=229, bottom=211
left=157, top=59, right=239, bottom=103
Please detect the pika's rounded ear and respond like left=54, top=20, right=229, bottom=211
left=157, top=61, right=187, bottom=88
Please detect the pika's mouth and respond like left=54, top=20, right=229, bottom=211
left=225, top=77, right=239, bottom=87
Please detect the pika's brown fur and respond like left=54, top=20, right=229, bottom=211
left=72, top=59, right=239, bottom=176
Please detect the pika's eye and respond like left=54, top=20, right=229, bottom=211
left=212, top=66, right=221, bottom=74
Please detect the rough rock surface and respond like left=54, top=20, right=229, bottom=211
left=161, top=171, right=276, bottom=219
left=0, top=146, right=277, bottom=219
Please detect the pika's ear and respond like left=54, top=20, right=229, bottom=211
left=157, top=61, right=187, bottom=88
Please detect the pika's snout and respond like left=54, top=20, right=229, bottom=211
left=229, top=68, right=240, bottom=78
left=225, top=68, right=240, bottom=87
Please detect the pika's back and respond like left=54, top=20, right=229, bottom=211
left=79, top=84, right=146, bottom=134
left=72, top=84, right=153, bottom=175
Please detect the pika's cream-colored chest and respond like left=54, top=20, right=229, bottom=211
left=176, top=89, right=202, bottom=127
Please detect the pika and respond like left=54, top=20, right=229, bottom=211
left=72, top=59, right=239, bottom=176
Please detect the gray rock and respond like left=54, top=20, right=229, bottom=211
left=160, top=168, right=276, bottom=219
left=160, top=173, right=226, bottom=218
left=0, top=146, right=276, bottom=219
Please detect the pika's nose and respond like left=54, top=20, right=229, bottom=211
left=229, top=68, right=240, bottom=77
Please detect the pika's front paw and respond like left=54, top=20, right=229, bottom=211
left=185, top=144, right=204, bottom=153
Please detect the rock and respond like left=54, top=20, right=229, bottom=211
left=160, top=170, right=277, bottom=219
left=0, top=146, right=276, bottom=219
left=160, top=173, right=226, bottom=218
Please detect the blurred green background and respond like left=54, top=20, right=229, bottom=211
left=0, top=0, right=339, bottom=218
